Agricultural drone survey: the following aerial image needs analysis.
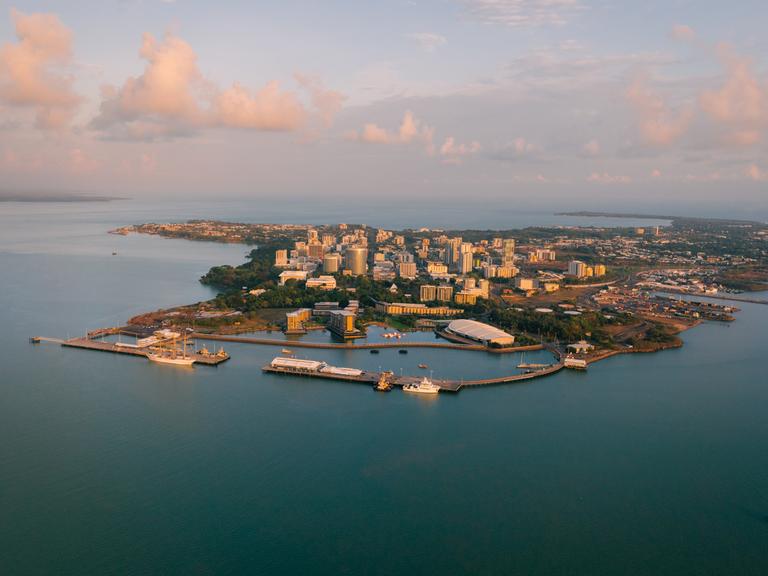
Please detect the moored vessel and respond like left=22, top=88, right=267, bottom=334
left=402, top=376, right=440, bottom=395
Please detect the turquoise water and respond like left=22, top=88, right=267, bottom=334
left=1, top=203, right=767, bottom=575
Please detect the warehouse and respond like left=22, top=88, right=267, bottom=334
left=445, top=319, right=515, bottom=347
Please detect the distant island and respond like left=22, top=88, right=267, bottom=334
left=0, top=191, right=122, bottom=203
left=557, top=211, right=763, bottom=226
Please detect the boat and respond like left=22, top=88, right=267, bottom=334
left=418, top=363, right=428, bottom=369
left=402, top=376, right=440, bottom=395
left=147, top=352, right=195, bottom=366
left=373, top=373, right=392, bottom=392
left=147, top=335, right=195, bottom=367
left=370, top=349, right=380, bottom=354
left=281, top=348, right=293, bottom=355
left=112, top=251, right=117, bottom=256
left=398, top=349, right=408, bottom=354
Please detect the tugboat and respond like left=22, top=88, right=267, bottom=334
left=402, top=376, right=440, bottom=395
left=374, top=373, right=392, bottom=392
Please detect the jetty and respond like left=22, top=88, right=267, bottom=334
left=262, top=356, right=564, bottom=392
left=191, top=332, right=544, bottom=354
left=31, top=333, right=230, bottom=366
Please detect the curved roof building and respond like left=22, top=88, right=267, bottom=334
left=446, top=319, right=515, bottom=346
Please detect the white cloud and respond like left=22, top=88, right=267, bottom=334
left=350, top=110, right=435, bottom=154
left=459, top=0, right=585, bottom=27
left=440, top=136, right=481, bottom=163
left=92, top=32, right=342, bottom=140
left=0, top=9, right=80, bottom=130
left=671, top=25, right=696, bottom=42
left=408, top=32, right=447, bottom=53
left=587, top=172, right=631, bottom=184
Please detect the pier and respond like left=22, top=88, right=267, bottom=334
left=32, top=336, right=230, bottom=365
left=192, top=332, right=544, bottom=354
left=262, top=359, right=564, bottom=392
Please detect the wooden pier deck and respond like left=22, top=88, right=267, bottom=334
left=58, top=337, right=230, bottom=365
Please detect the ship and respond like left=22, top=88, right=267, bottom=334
left=281, top=348, right=293, bottom=355
left=146, top=334, right=195, bottom=367
left=418, top=363, right=428, bottom=369
left=398, top=349, right=408, bottom=354
left=402, top=376, right=440, bottom=395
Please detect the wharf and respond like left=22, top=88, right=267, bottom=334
left=193, top=332, right=544, bottom=354
left=56, top=337, right=229, bottom=365
left=262, top=361, right=564, bottom=392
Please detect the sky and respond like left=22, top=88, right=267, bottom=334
left=0, top=0, right=767, bottom=213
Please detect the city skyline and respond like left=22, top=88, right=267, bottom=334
left=1, top=1, right=767, bottom=211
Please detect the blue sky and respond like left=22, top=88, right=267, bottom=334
left=1, top=1, right=767, bottom=213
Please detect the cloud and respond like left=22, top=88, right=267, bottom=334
left=587, top=172, right=631, bottom=184
left=671, top=25, right=696, bottom=42
left=700, top=45, right=767, bottom=145
left=626, top=74, right=693, bottom=145
left=69, top=148, right=99, bottom=174
left=747, top=164, right=767, bottom=181
left=440, top=136, right=480, bottom=163
left=92, top=32, right=341, bottom=140
left=294, top=73, right=345, bottom=128
left=351, top=110, right=435, bottom=154
left=459, top=0, right=585, bottom=27
left=582, top=139, right=600, bottom=156
left=651, top=168, right=662, bottom=178
left=0, top=9, right=80, bottom=130
left=408, top=33, right=447, bottom=53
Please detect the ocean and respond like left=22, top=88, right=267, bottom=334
left=1, top=200, right=767, bottom=575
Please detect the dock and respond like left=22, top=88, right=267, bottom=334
left=262, top=359, right=564, bottom=392
left=32, top=336, right=230, bottom=365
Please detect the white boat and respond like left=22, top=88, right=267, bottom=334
left=402, top=376, right=440, bottom=395
left=147, top=352, right=195, bottom=366
left=147, top=335, right=195, bottom=367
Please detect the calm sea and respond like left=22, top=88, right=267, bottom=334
left=1, top=201, right=767, bottom=575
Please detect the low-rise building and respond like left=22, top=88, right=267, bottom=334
left=305, top=275, right=337, bottom=290
left=279, top=270, right=309, bottom=285
left=285, top=308, right=312, bottom=333
left=375, top=302, right=463, bottom=316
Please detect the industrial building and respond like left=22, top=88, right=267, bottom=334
left=445, top=319, right=515, bottom=347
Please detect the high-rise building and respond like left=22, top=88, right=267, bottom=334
left=420, top=284, right=437, bottom=301
left=275, top=249, right=288, bottom=267
left=308, top=243, right=324, bottom=259
left=397, top=262, right=417, bottom=279
left=322, top=234, right=336, bottom=247
left=594, top=264, right=607, bottom=277
left=322, top=253, right=342, bottom=273
left=307, top=229, right=319, bottom=244
left=502, top=239, right=516, bottom=266
left=568, top=260, right=588, bottom=278
left=459, top=252, right=473, bottom=274
left=436, top=285, right=453, bottom=302
left=345, top=246, right=368, bottom=276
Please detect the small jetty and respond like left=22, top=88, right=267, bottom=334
left=31, top=329, right=230, bottom=366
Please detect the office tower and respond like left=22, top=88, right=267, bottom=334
left=502, top=239, right=515, bottom=266
left=345, top=246, right=368, bottom=276
left=275, top=249, right=288, bottom=266
left=322, top=253, right=342, bottom=273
